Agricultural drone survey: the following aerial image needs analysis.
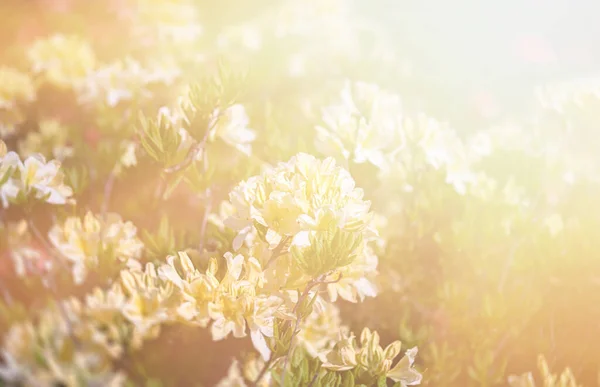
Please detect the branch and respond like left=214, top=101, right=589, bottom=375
left=248, top=356, right=274, bottom=387
left=101, top=167, right=117, bottom=218
left=264, top=236, right=291, bottom=269
left=198, top=189, right=212, bottom=252
left=307, top=369, right=320, bottom=387
left=280, top=271, right=342, bottom=386
left=1, top=284, right=13, bottom=306
left=163, top=111, right=220, bottom=175
left=163, top=141, right=204, bottom=175
left=26, top=217, right=77, bottom=339
left=27, top=218, right=69, bottom=272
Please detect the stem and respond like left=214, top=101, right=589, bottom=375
left=497, top=240, right=522, bottom=293
left=153, top=173, right=167, bottom=205
left=198, top=189, right=212, bottom=252
left=101, top=167, right=117, bottom=218
left=27, top=218, right=69, bottom=272
left=249, top=357, right=274, bottom=387
left=265, top=236, right=291, bottom=269
left=163, top=112, right=217, bottom=175
left=164, top=142, right=204, bottom=174
left=307, top=369, right=319, bottom=387
left=280, top=272, right=343, bottom=386
left=1, top=284, right=13, bottom=306
left=26, top=217, right=78, bottom=341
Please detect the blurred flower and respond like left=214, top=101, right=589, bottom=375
left=0, top=150, right=73, bottom=207
left=0, top=67, right=35, bottom=137
left=48, top=212, right=144, bottom=284
left=81, top=286, right=129, bottom=359
left=508, top=355, right=582, bottom=387
left=18, top=119, right=74, bottom=161
left=209, top=104, right=256, bottom=157
left=0, top=301, right=126, bottom=386
left=323, top=327, right=422, bottom=386
left=118, top=263, right=179, bottom=345
left=27, top=34, right=96, bottom=88
left=325, top=243, right=378, bottom=303
left=296, top=298, right=346, bottom=358
left=3, top=220, right=52, bottom=278
left=316, top=80, right=405, bottom=171
left=78, top=57, right=180, bottom=106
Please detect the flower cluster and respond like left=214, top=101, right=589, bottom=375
left=0, top=140, right=73, bottom=208
left=295, top=297, right=347, bottom=358
left=227, top=153, right=379, bottom=302
left=322, top=327, right=422, bottom=386
left=508, top=355, right=582, bottom=387
left=0, top=220, right=50, bottom=278
left=78, top=57, right=180, bottom=107
left=18, top=119, right=74, bottom=161
left=0, top=300, right=126, bottom=386
left=27, top=34, right=96, bottom=88
left=0, top=67, right=35, bottom=137
left=48, top=212, right=144, bottom=284
left=315, top=80, right=489, bottom=197
left=158, top=251, right=289, bottom=361
left=316, top=80, right=406, bottom=171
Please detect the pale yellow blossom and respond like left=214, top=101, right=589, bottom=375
left=48, top=212, right=143, bottom=284
left=28, top=34, right=95, bottom=88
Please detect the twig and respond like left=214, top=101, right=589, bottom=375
left=264, top=236, right=291, bottom=269
left=153, top=174, right=167, bottom=204
left=1, top=284, right=13, bottom=306
left=248, top=357, right=274, bottom=387
left=497, top=240, right=522, bottom=293
left=307, top=369, right=320, bottom=387
left=280, top=272, right=343, bottom=386
left=163, top=113, right=217, bottom=175
left=27, top=218, right=69, bottom=272
left=164, top=142, right=204, bottom=174
left=26, top=217, right=77, bottom=338
left=101, top=167, right=117, bottom=218
left=198, top=189, right=212, bottom=252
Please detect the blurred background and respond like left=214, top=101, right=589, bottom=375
left=1, top=0, right=600, bottom=386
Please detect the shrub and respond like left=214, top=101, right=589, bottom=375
left=0, top=1, right=598, bottom=386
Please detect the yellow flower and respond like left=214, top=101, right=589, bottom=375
left=134, top=0, right=203, bottom=44
left=0, top=301, right=126, bottom=386
left=82, top=287, right=129, bottom=359
left=296, top=298, right=346, bottom=358
left=208, top=104, right=256, bottom=156
left=1, top=152, right=73, bottom=206
left=322, top=331, right=358, bottom=371
left=216, top=354, right=271, bottom=387
left=27, top=34, right=96, bottom=88
left=48, top=212, right=144, bottom=284
left=323, top=327, right=422, bottom=386
left=386, top=346, right=422, bottom=386
left=78, top=57, right=180, bottom=106
left=158, top=251, right=218, bottom=325
left=119, top=263, right=179, bottom=345
left=215, top=358, right=248, bottom=387
left=18, top=119, right=74, bottom=161
left=0, top=67, right=35, bottom=137
left=159, top=251, right=282, bottom=361
left=508, top=355, right=582, bottom=387
left=316, top=80, right=405, bottom=171
left=508, top=373, right=536, bottom=387
left=227, top=153, right=374, bottom=251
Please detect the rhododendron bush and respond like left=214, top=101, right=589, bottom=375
left=0, top=1, right=599, bottom=386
